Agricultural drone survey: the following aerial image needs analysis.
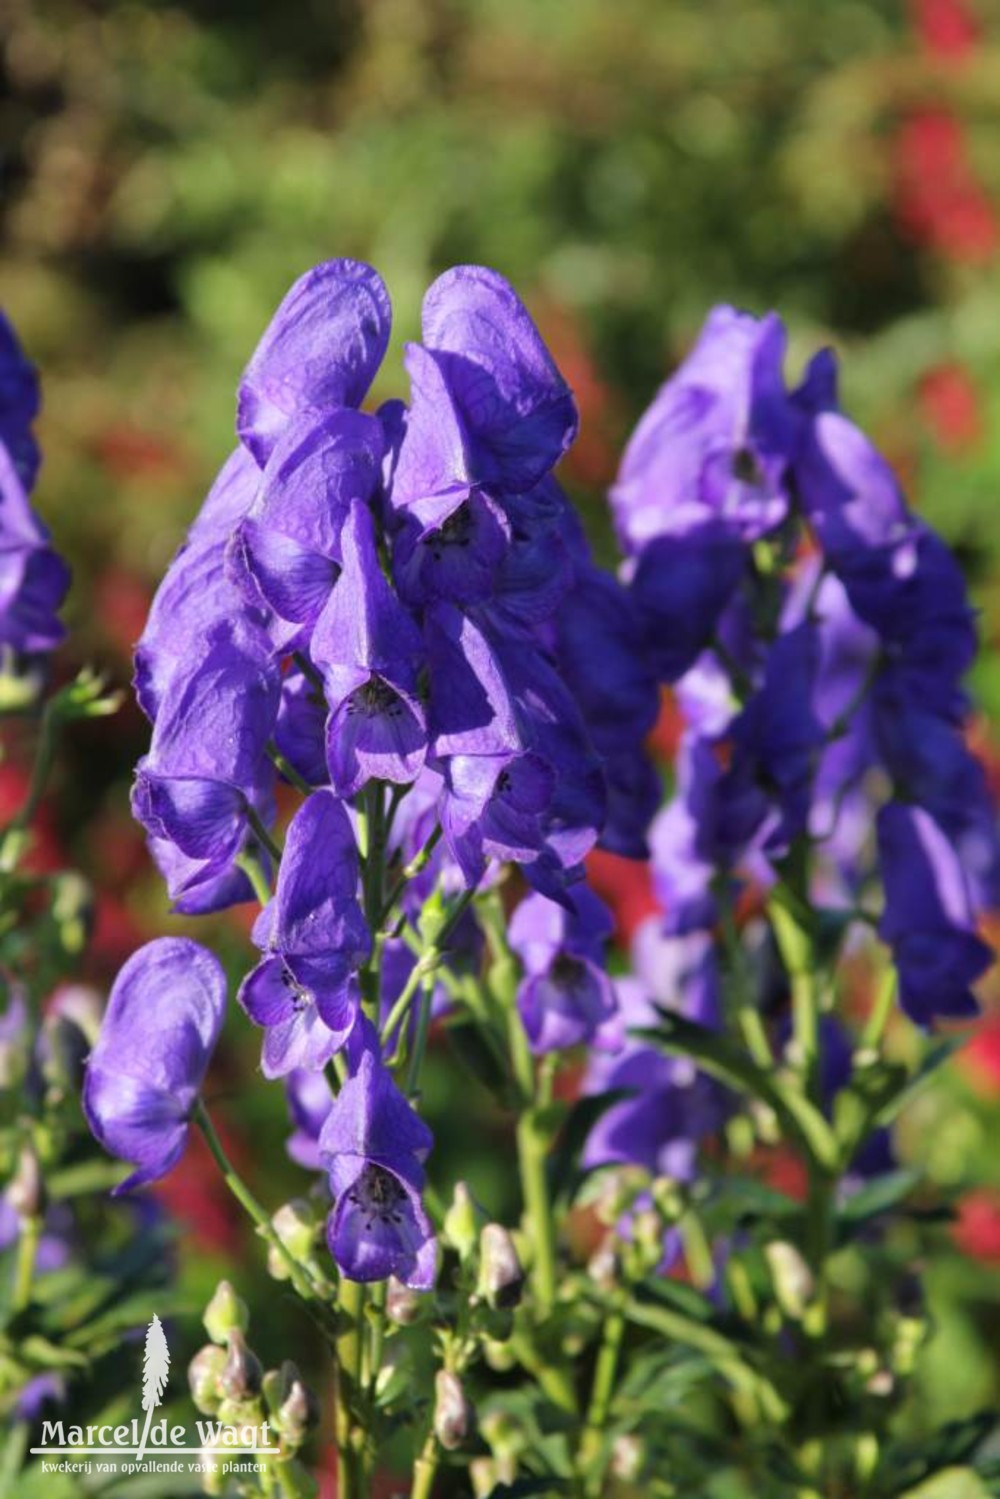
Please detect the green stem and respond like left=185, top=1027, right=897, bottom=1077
left=377, top=824, right=443, bottom=930
left=577, top=1300, right=626, bottom=1495
left=194, top=1102, right=319, bottom=1304
left=235, top=848, right=273, bottom=906
left=12, top=1215, right=41, bottom=1313
left=405, top=971, right=435, bottom=1096
left=267, top=743, right=314, bottom=796
left=336, top=1278, right=369, bottom=1499
left=860, top=966, right=896, bottom=1052
left=246, top=804, right=283, bottom=865
left=411, top=1431, right=440, bottom=1499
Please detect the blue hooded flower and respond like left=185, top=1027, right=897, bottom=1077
left=0, top=443, right=70, bottom=656
left=877, top=801, right=993, bottom=1026
left=0, top=310, right=42, bottom=490
left=238, top=790, right=370, bottom=1077
left=133, top=623, right=280, bottom=888
left=312, top=500, right=427, bottom=795
left=237, top=259, right=392, bottom=465
left=84, top=938, right=227, bottom=1192
left=509, top=887, right=619, bottom=1054
left=319, top=1040, right=436, bottom=1289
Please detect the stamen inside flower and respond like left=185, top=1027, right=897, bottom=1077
left=346, top=1164, right=408, bottom=1230
left=731, top=447, right=762, bottom=485
left=427, top=504, right=474, bottom=559
left=347, top=675, right=404, bottom=719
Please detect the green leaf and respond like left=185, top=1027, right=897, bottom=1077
left=635, top=1011, right=840, bottom=1172
left=900, top=1470, right=991, bottom=1499
left=838, top=1169, right=923, bottom=1228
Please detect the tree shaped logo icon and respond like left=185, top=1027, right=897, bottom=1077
left=136, top=1315, right=170, bottom=1461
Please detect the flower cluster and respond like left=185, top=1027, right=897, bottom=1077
left=86, top=261, right=657, bottom=1285
left=0, top=313, right=69, bottom=661
left=613, top=305, right=997, bottom=1026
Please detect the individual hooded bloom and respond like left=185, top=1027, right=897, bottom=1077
left=853, top=524, right=975, bottom=722
left=132, top=623, right=280, bottom=880
left=319, top=1043, right=436, bottom=1288
left=792, top=408, right=913, bottom=571
left=134, top=446, right=269, bottom=721
left=583, top=935, right=725, bottom=1179
left=312, top=500, right=427, bottom=795
left=285, top=1068, right=335, bottom=1171
left=0, top=310, right=41, bottom=490
left=877, top=801, right=993, bottom=1025
left=717, top=622, right=825, bottom=855
left=423, top=603, right=518, bottom=760
left=0, top=442, right=70, bottom=655
left=145, top=781, right=275, bottom=915
left=441, top=751, right=555, bottom=889
left=237, top=259, right=391, bottom=465
left=238, top=791, right=370, bottom=1077
left=416, top=265, right=578, bottom=494
left=83, top=938, right=226, bottom=1192
left=479, top=480, right=579, bottom=635
left=231, top=407, right=384, bottom=634
left=611, top=306, right=797, bottom=556
left=391, top=484, right=511, bottom=608
left=509, top=888, right=619, bottom=1054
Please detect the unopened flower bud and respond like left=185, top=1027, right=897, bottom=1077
left=478, top=1224, right=524, bottom=1310
left=443, top=1181, right=485, bottom=1261
left=204, top=1280, right=249, bottom=1344
left=279, top=1378, right=319, bottom=1442
left=262, top=1360, right=298, bottom=1417
left=219, top=1328, right=263, bottom=1401
left=188, top=1344, right=227, bottom=1414
left=40, top=1014, right=89, bottom=1094
left=587, top=1240, right=620, bottom=1293
left=271, top=1200, right=317, bottom=1263
left=8, top=1143, right=45, bottom=1221
left=765, top=1241, right=814, bottom=1320
left=51, top=872, right=93, bottom=956
left=483, top=1337, right=516, bottom=1372
left=611, top=1433, right=645, bottom=1481
left=386, top=1277, right=422, bottom=1326
left=433, top=1369, right=474, bottom=1451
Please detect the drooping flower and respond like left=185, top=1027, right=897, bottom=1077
left=132, top=624, right=280, bottom=900
left=312, top=500, right=427, bottom=795
left=84, top=938, right=227, bottom=1191
left=509, top=888, right=619, bottom=1054
left=237, top=260, right=392, bottom=465
left=0, top=443, right=70, bottom=656
left=319, top=1042, right=436, bottom=1288
left=0, top=310, right=42, bottom=490
left=238, top=790, right=370, bottom=1076
left=877, top=801, right=993, bottom=1025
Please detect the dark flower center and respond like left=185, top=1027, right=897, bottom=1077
left=348, top=675, right=403, bottom=719
left=346, top=1164, right=408, bottom=1230
left=427, top=504, right=473, bottom=559
left=550, top=954, right=586, bottom=990
left=731, top=447, right=762, bottom=485
left=280, top=964, right=313, bottom=1014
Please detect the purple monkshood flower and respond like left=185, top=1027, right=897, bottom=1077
left=239, top=791, right=370, bottom=1076
left=132, top=623, right=280, bottom=893
left=135, top=446, right=273, bottom=722
left=312, top=500, right=427, bottom=795
left=404, top=265, right=578, bottom=498
left=649, top=734, right=725, bottom=935
left=611, top=305, right=797, bottom=558
left=231, top=407, right=385, bottom=636
left=319, top=1038, right=436, bottom=1288
left=0, top=436, right=69, bottom=657
left=0, top=310, right=42, bottom=490
left=84, top=938, right=226, bottom=1192
left=237, top=260, right=392, bottom=465
left=877, top=801, right=993, bottom=1026
left=509, top=888, right=619, bottom=1054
